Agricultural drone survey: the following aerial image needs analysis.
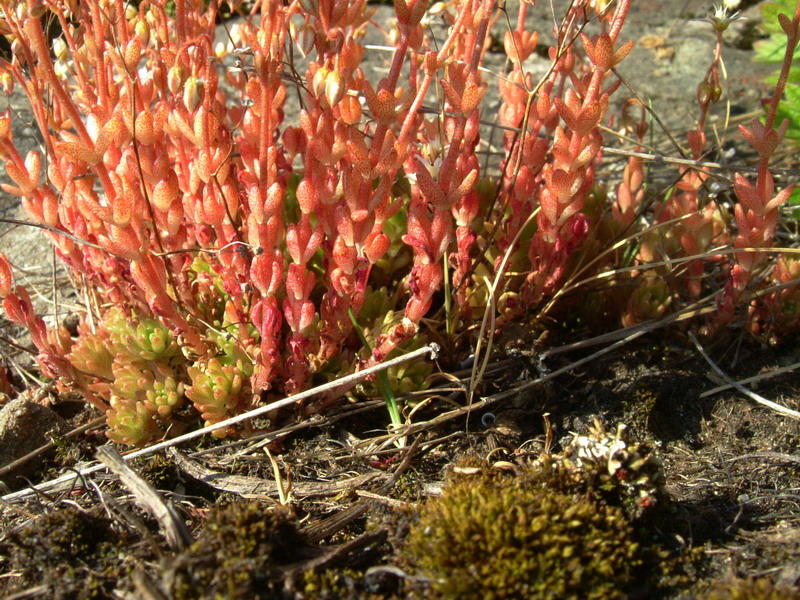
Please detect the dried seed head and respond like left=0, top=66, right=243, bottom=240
left=696, top=4, right=744, bottom=33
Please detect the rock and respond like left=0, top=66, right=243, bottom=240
left=0, top=397, right=69, bottom=489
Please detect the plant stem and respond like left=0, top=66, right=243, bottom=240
left=347, top=308, right=402, bottom=430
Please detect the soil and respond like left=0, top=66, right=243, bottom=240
left=2, top=1, right=800, bottom=599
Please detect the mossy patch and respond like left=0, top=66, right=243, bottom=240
left=703, top=576, right=800, bottom=599
left=168, top=500, right=309, bottom=599
left=299, top=567, right=384, bottom=599
left=134, top=453, right=181, bottom=490
left=395, top=420, right=703, bottom=599
left=0, top=506, right=132, bottom=599
left=403, top=467, right=642, bottom=599
left=621, top=383, right=659, bottom=434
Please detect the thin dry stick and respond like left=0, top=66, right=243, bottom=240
left=700, top=361, right=800, bottom=398
left=545, top=243, right=800, bottom=319
left=727, top=452, right=800, bottom=465
left=689, top=333, right=800, bottom=420
left=540, top=296, right=719, bottom=360
left=0, top=415, right=106, bottom=479
left=544, top=264, right=800, bottom=361
left=468, top=208, right=540, bottom=404
left=1, top=343, right=439, bottom=504
left=468, top=275, right=497, bottom=404
left=360, top=329, right=654, bottom=451
left=599, top=145, right=800, bottom=177
left=264, top=445, right=290, bottom=505
left=611, top=66, right=688, bottom=160
left=0, top=217, right=111, bottom=253
left=96, top=446, right=193, bottom=551
left=190, top=399, right=389, bottom=458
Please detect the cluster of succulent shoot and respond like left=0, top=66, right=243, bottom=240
left=68, top=307, right=183, bottom=444
left=66, top=304, right=255, bottom=443
left=0, top=0, right=797, bottom=444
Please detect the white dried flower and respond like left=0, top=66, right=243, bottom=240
left=697, top=3, right=745, bottom=32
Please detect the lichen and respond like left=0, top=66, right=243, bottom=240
left=549, top=418, right=665, bottom=518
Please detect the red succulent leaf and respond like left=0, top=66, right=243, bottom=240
left=0, top=252, right=12, bottom=298
left=461, top=82, right=486, bottom=115
left=612, top=40, right=634, bottom=67
left=296, top=178, right=318, bottom=214
left=440, top=77, right=463, bottom=114
left=412, top=157, right=446, bottom=208
left=365, top=231, right=390, bottom=263
left=734, top=173, right=763, bottom=216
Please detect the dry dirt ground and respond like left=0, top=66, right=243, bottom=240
left=2, top=1, right=800, bottom=599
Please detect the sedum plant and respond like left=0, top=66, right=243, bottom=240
left=0, top=0, right=797, bottom=444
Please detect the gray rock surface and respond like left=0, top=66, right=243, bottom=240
left=0, top=396, right=68, bottom=488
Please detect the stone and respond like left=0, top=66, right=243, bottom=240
left=0, top=397, right=69, bottom=489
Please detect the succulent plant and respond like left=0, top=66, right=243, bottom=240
left=64, top=304, right=191, bottom=444
left=103, top=307, right=178, bottom=363
left=185, top=339, right=254, bottom=433
left=143, top=369, right=184, bottom=419
left=621, top=271, right=672, bottom=327
left=67, top=330, right=115, bottom=382
left=106, top=395, right=160, bottom=446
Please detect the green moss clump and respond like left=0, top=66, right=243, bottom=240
left=299, top=568, right=369, bottom=599
left=1, top=506, right=130, bottom=599
left=134, top=453, right=181, bottom=490
left=704, top=577, right=800, bottom=600
left=169, top=500, right=307, bottom=600
left=404, top=469, right=641, bottom=599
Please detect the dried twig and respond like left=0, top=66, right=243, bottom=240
left=600, top=145, right=800, bottom=177
left=132, top=568, right=169, bottom=600
left=96, top=446, right=192, bottom=551
left=0, top=343, right=438, bottom=504
left=727, top=452, right=800, bottom=465
left=283, top=528, right=388, bottom=575
left=0, top=416, right=106, bottom=480
left=689, top=333, right=800, bottom=420
left=169, top=447, right=386, bottom=498
left=700, top=361, right=800, bottom=398
left=302, top=435, right=421, bottom=545
left=2, top=585, right=50, bottom=599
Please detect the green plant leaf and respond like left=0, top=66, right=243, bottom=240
left=755, top=37, right=789, bottom=64
left=774, top=85, right=800, bottom=140
left=761, top=0, right=797, bottom=34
